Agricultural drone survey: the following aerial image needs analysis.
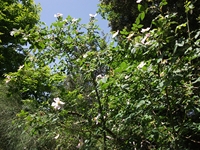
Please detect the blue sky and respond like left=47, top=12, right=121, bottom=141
left=34, top=0, right=110, bottom=33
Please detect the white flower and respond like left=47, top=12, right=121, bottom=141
left=89, top=13, right=97, bottom=18
left=72, top=18, right=78, bottom=22
left=141, top=33, right=150, bottom=44
left=23, top=37, right=28, bottom=40
left=54, top=134, right=59, bottom=139
left=137, top=61, right=146, bottom=69
left=83, top=53, right=88, bottom=58
left=54, top=13, right=63, bottom=18
left=5, top=75, right=11, bottom=84
left=10, top=28, right=18, bottom=36
left=96, top=74, right=103, bottom=81
left=51, top=97, right=65, bottom=110
left=51, top=102, right=60, bottom=110
left=10, top=31, right=15, bottom=36
left=54, top=97, right=65, bottom=105
left=161, top=59, right=168, bottom=64
left=94, top=113, right=101, bottom=125
left=18, top=65, right=24, bottom=71
left=136, top=0, right=142, bottom=3
left=112, top=30, right=119, bottom=38
left=141, top=27, right=150, bottom=33
left=127, top=100, right=130, bottom=105
left=125, top=75, right=130, bottom=79
left=106, top=136, right=113, bottom=140
left=126, top=33, right=134, bottom=40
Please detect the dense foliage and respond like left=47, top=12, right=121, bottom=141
left=1, top=0, right=200, bottom=149
left=98, top=0, right=200, bottom=32
left=0, top=0, right=40, bottom=149
left=0, top=0, right=40, bottom=77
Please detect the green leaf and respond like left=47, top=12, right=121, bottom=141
left=137, top=24, right=144, bottom=29
left=137, top=100, right=145, bottom=108
left=101, top=76, right=108, bottom=83
left=115, top=62, right=128, bottom=73
left=100, top=82, right=110, bottom=90
left=159, top=0, right=168, bottom=7
left=138, top=4, right=142, bottom=12
left=135, top=17, right=140, bottom=25
left=140, top=12, right=145, bottom=20
left=138, top=4, right=145, bottom=12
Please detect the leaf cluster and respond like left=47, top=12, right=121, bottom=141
left=0, top=0, right=41, bottom=77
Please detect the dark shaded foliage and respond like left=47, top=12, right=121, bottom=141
left=98, top=0, right=200, bottom=32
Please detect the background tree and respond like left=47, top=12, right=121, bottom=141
left=98, top=0, right=200, bottom=32
left=0, top=0, right=40, bottom=149
left=0, top=0, right=40, bottom=77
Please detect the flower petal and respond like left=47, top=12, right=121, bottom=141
left=89, top=13, right=97, bottom=18
left=112, top=30, right=119, bottom=38
left=141, top=27, right=150, bottom=33
left=137, top=61, right=146, bottom=69
left=54, top=134, right=59, bottom=139
left=54, top=97, right=60, bottom=102
left=136, top=0, right=142, bottom=3
left=54, top=13, right=63, bottom=18
left=59, top=101, right=65, bottom=105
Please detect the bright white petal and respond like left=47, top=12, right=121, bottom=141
left=112, top=30, right=119, bottom=38
left=54, top=13, right=63, bottom=18
left=51, top=102, right=57, bottom=107
left=52, top=97, right=64, bottom=109
left=10, top=31, right=15, bottom=36
left=89, top=13, right=97, bottom=17
left=59, top=101, right=65, bottom=105
left=126, top=33, right=134, bottom=40
left=55, top=105, right=61, bottom=110
left=136, top=0, right=142, bottom=3
left=94, top=113, right=101, bottom=124
left=51, top=102, right=60, bottom=110
left=54, top=134, right=59, bottom=139
left=72, top=18, right=78, bottom=22
left=83, top=53, right=88, bottom=58
left=54, top=97, right=60, bottom=102
left=96, top=74, right=103, bottom=80
left=18, top=65, right=24, bottom=71
left=141, top=27, right=150, bottom=33
left=52, top=98, right=65, bottom=110
left=137, top=61, right=146, bottom=69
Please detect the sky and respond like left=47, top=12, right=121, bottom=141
left=34, top=0, right=110, bottom=34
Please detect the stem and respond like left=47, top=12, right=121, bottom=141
left=92, top=77, right=107, bottom=150
left=165, top=87, right=178, bottom=149
left=186, top=12, right=191, bottom=39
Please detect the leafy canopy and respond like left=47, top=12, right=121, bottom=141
left=4, top=0, right=200, bottom=149
left=0, top=0, right=40, bottom=77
